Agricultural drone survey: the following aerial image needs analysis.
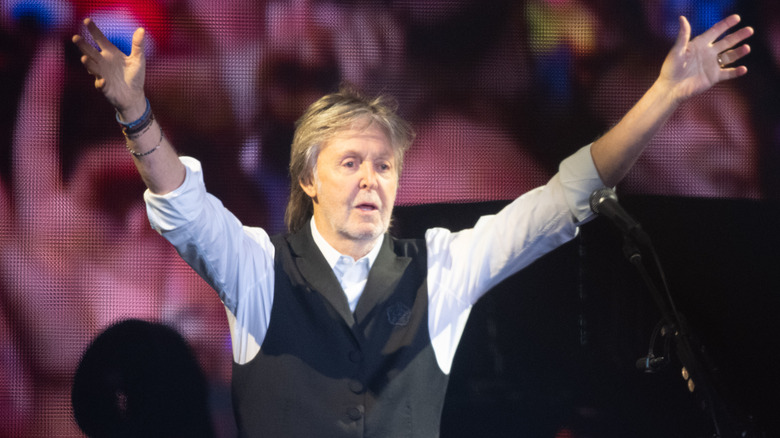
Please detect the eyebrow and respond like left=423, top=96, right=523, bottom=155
left=334, top=148, right=394, bottom=161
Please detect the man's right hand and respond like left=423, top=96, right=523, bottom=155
left=72, top=18, right=147, bottom=122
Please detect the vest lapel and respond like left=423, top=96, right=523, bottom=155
left=354, top=235, right=412, bottom=324
left=286, top=227, right=355, bottom=327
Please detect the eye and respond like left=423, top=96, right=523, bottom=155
left=378, top=162, right=392, bottom=172
left=343, top=160, right=356, bottom=168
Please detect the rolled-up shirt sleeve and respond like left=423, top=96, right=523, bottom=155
left=145, top=157, right=209, bottom=231
left=559, top=143, right=607, bottom=224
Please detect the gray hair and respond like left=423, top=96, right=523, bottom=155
left=285, top=85, right=415, bottom=233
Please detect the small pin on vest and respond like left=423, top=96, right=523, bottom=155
left=386, top=302, right=411, bottom=326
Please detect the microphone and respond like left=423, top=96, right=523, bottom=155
left=636, top=355, right=667, bottom=373
left=589, top=188, right=649, bottom=244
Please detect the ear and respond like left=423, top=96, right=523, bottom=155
left=300, top=177, right=317, bottom=199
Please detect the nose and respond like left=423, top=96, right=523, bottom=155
left=359, top=163, right=377, bottom=190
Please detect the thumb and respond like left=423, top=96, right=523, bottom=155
left=130, top=27, right=146, bottom=59
left=673, top=16, right=691, bottom=54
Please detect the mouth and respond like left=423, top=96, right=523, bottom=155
left=355, top=202, right=379, bottom=212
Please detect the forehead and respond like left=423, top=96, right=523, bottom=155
left=320, top=124, right=395, bottom=158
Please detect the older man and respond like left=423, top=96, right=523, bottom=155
left=74, top=14, right=752, bottom=438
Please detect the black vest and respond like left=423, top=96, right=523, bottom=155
left=231, top=226, right=449, bottom=437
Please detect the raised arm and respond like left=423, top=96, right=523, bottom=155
left=72, top=18, right=185, bottom=194
left=591, top=15, right=753, bottom=187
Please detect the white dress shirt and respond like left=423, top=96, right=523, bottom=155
left=145, top=144, right=603, bottom=374
left=310, top=219, right=381, bottom=313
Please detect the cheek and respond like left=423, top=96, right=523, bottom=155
left=380, top=175, right=398, bottom=192
left=384, top=180, right=398, bottom=203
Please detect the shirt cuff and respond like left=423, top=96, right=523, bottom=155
left=144, top=156, right=207, bottom=232
left=558, top=144, right=607, bottom=224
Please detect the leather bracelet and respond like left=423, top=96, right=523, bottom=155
left=116, top=98, right=151, bottom=129
left=122, top=112, right=155, bottom=138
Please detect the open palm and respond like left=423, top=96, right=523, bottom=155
left=72, top=18, right=147, bottom=117
left=660, top=15, right=753, bottom=104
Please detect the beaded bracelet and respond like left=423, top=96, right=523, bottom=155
left=126, top=127, right=164, bottom=158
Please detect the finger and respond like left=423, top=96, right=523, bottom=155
left=713, top=26, right=754, bottom=54
left=719, top=44, right=751, bottom=67
left=84, top=17, right=116, bottom=52
left=72, top=34, right=102, bottom=60
left=81, top=55, right=107, bottom=79
left=672, top=16, right=691, bottom=55
left=699, top=14, right=741, bottom=43
left=719, top=65, right=748, bottom=80
left=80, top=54, right=101, bottom=75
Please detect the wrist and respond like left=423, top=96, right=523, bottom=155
left=649, top=78, right=683, bottom=109
left=116, top=96, right=148, bottom=124
left=116, top=98, right=151, bottom=129
left=650, top=78, right=685, bottom=108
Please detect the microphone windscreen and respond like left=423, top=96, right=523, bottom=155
left=589, top=187, right=617, bottom=215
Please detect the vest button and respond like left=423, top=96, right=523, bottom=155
left=347, top=405, right=364, bottom=421
left=348, top=380, right=364, bottom=393
left=348, top=350, right=363, bottom=363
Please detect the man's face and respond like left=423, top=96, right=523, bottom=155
left=301, top=124, right=398, bottom=253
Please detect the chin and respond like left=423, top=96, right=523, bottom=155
left=345, top=223, right=387, bottom=242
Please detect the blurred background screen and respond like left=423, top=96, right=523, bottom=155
left=1, top=0, right=778, bottom=436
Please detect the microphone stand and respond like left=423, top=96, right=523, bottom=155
left=620, top=224, right=757, bottom=438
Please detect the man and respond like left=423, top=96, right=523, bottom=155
left=73, top=13, right=752, bottom=437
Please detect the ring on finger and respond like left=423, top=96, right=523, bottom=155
left=717, top=55, right=726, bottom=68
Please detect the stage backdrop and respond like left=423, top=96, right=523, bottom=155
left=1, top=0, right=778, bottom=436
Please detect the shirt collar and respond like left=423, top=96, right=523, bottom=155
left=309, top=217, right=384, bottom=269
